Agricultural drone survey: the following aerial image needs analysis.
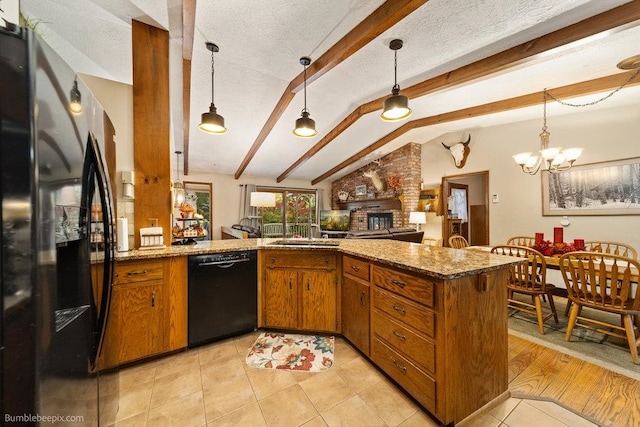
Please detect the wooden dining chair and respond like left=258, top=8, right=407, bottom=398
left=491, top=245, right=559, bottom=334
left=422, top=236, right=443, bottom=247
left=448, top=235, right=469, bottom=248
left=556, top=242, right=637, bottom=316
left=559, top=252, right=640, bottom=365
left=506, top=236, right=535, bottom=247
left=583, top=241, right=637, bottom=259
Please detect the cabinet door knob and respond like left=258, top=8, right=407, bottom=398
left=360, top=291, right=366, bottom=306
left=307, top=279, right=310, bottom=291
left=151, top=291, right=155, bottom=307
left=351, top=265, right=360, bottom=272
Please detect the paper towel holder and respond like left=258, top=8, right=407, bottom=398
left=121, top=170, right=134, bottom=199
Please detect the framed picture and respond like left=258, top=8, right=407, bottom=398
left=542, top=157, right=640, bottom=215
left=355, top=185, right=367, bottom=196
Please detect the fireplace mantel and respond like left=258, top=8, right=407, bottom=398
left=338, top=197, right=402, bottom=211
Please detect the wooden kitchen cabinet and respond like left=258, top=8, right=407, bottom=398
left=370, top=262, right=509, bottom=424
left=264, top=269, right=297, bottom=329
left=341, top=255, right=370, bottom=355
left=100, top=256, right=187, bottom=368
left=260, top=250, right=339, bottom=333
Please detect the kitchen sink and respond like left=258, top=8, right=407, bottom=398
left=268, top=239, right=341, bottom=247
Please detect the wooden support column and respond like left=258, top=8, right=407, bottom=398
left=132, top=20, right=171, bottom=248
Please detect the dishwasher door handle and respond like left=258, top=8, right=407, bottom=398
left=197, top=258, right=252, bottom=268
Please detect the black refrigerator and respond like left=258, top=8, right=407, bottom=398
left=1, top=26, right=119, bottom=425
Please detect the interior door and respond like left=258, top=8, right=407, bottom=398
left=446, top=183, right=469, bottom=244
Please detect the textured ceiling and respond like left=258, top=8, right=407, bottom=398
left=20, top=0, right=639, bottom=183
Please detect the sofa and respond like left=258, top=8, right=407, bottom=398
left=221, top=224, right=261, bottom=239
left=345, top=227, right=424, bottom=243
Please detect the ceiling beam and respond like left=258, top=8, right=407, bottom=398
left=182, top=0, right=196, bottom=175
left=233, top=0, right=430, bottom=179
left=311, top=70, right=640, bottom=185
left=281, top=2, right=640, bottom=183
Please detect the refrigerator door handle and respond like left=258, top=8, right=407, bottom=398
left=83, top=132, right=116, bottom=367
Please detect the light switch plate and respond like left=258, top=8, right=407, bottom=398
left=492, top=193, right=499, bottom=203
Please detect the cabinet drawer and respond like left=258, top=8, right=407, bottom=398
left=343, top=255, right=370, bottom=281
left=372, top=337, right=436, bottom=413
left=265, top=252, right=336, bottom=269
left=114, top=260, right=164, bottom=284
left=372, top=265, right=436, bottom=308
left=373, top=287, right=435, bottom=338
left=372, top=310, right=435, bottom=374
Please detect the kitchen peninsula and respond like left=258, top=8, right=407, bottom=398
left=113, top=239, right=522, bottom=425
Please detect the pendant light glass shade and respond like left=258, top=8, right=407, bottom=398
left=173, top=151, right=186, bottom=207
left=381, top=89, right=411, bottom=121
left=293, top=111, right=316, bottom=138
left=199, top=42, right=227, bottom=134
left=381, top=39, right=412, bottom=122
left=293, top=57, right=317, bottom=138
left=199, top=103, right=226, bottom=134
left=69, top=78, right=82, bottom=115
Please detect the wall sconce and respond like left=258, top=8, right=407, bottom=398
left=121, top=170, right=134, bottom=199
left=409, top=211, right=427, bottom=231
left=69, top=78, right=82, bottom=115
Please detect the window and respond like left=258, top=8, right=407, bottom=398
left=256, top=187, right=318, bottom=237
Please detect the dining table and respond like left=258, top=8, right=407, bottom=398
left=466, top=245, right=640, bottom=284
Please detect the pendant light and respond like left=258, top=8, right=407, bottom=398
left=173, top=151, right=186, bottom=207
left=69, top=78, right=82, bottom=115
left=381, top=39, right=412, bottom=122
left=199, top=42, right=227, bottom=134
left=293, top=56, right=317, bottom=138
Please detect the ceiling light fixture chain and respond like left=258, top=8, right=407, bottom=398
left=293, top=56, right=317, bottom=138
left=381, top=39, right=412, bottom=121
left=199, top=41, right=227, bottom=134
left=545, top=68, right=640, bottom=108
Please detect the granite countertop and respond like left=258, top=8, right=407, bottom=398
left=116, top=239, right=522, bottom=280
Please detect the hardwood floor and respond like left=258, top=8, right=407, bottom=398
left=508, top=334, right=640, bottom=426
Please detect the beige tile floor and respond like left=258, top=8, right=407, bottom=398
left=112, top=330, right=597, bottom=427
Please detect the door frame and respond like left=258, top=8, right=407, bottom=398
left=441, top=170, right=490, bottom=246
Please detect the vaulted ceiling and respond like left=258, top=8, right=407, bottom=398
left=20, top=1, right=640, bottom=184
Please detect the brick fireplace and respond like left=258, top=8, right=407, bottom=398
left=331, top=143, right=421, bottom=231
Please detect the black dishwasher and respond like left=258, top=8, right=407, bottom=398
left=188, top=251, right=257, bottom=348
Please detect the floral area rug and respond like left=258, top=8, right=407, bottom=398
left=246, top=332, right=334, bottom=372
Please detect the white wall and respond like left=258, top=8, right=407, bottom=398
left=422, top=105, right=640, bottom=250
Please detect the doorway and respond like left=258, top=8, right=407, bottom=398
left=441, top=171, right=489, bottom=246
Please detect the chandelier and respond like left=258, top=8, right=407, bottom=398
left=512, top=90, right=583, bottom=175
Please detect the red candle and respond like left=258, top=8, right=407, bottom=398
left=553, top=227, right=563, bottom=244
left=574, top=239, right=584, bottom=249
left=535, top=232, right=544, bottom=245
